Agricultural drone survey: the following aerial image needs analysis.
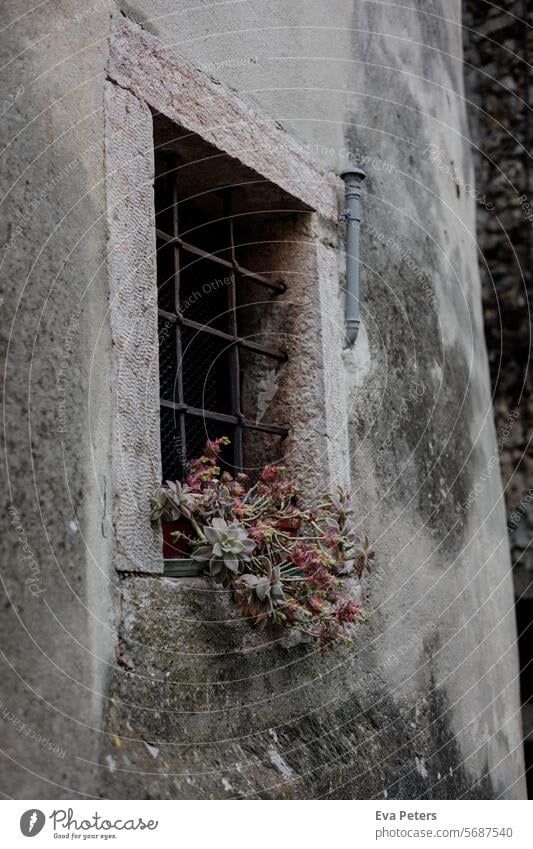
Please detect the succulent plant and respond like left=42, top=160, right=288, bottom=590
left=240, top=566, right=284, bottom=604
left=348, top=534, right=375, bottom=578
left=192, top=517, right=256, bottom=577
left=150, top=480, right=198, bottom=522
left=151, top=437, right=375, bottom=651
left=234, top=567, right=285, bottom=625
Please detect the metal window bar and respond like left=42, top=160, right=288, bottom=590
left=156, top=229, right=287, bottom=295
left=155, top=153, right=289, bottom=480
left=170, top=165, right=187, bottom=473
left=224, top=188, right=244, bottom=471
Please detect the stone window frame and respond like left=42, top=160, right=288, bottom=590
left=104, top=13, right=351, bottom=576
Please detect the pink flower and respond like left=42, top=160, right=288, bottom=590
left=260, top=464, right=279, bottom=483
left=228, top=481, right=245, bottom=497
left=336, top=600, right=360, bottom=624
left=290, top=543, right=315, bottom=570
left=185, top=473, right=202, bottom=492
left=277, top=480, right=294, bottom=499
left=307, top=594, right=326, bottom=614
left=250, top=525, right=267, bottom=547
left=205, top=436, right=230, bottom=458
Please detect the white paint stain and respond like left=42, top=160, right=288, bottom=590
left=268, top=747, right=293, bottom=780
left=105, top=754, right=117, bottom=773
left=343, top=321, right=371, bottom=393
left=415, top=756, right=428, bottom=779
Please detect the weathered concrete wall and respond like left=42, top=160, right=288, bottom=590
left=0, top=0, right=526, bottom=798
left=0, top=1, right=116, bottom=798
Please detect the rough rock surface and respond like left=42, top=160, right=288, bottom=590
left=463, top=0, right=533, bottom=793
left=464, top=0, right=533, bottom=576
left=102, top=576, right=493, bottom=799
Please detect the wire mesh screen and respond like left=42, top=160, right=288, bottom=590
left=180, top=255, right=231, bottom=331
left=158, top=314, right=177, bottom=403
left=160, top=405, right=184, bottom=482
left=156, top=240, right=176, bottom=314
left=154, top=150, right=288, bottom=488
left=181, top=325, right=232, bottom=413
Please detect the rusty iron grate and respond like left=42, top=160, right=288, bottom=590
left=154, top=153, right=289, bottom=480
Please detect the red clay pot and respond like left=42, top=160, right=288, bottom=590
left=162, top=517, right=192, bottom=559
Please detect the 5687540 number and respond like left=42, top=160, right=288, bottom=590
left=461, top=827, right=513, bottom=838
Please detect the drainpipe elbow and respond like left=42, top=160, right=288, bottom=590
left=345, top=318, right=360, bottom=347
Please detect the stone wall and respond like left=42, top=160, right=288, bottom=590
left=0, top=0, right=526, bottom=799
left=463, top=0, right=533, bottom=795
left=464, top=0, right=533, bottom=579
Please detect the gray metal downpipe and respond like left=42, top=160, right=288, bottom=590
left=341, top=168, right=366, bottom=346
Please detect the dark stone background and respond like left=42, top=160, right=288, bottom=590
left=464, top=0, right=533, bottom=793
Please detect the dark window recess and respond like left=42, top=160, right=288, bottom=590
left=154, top=152, right=289, bottom=483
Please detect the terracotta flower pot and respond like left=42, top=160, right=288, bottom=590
left=161, top=517, right=192, bottom=559
left=161, top=518, right=205, bottom=577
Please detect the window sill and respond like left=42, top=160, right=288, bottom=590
left=163, top=557, right=204, bottom=578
